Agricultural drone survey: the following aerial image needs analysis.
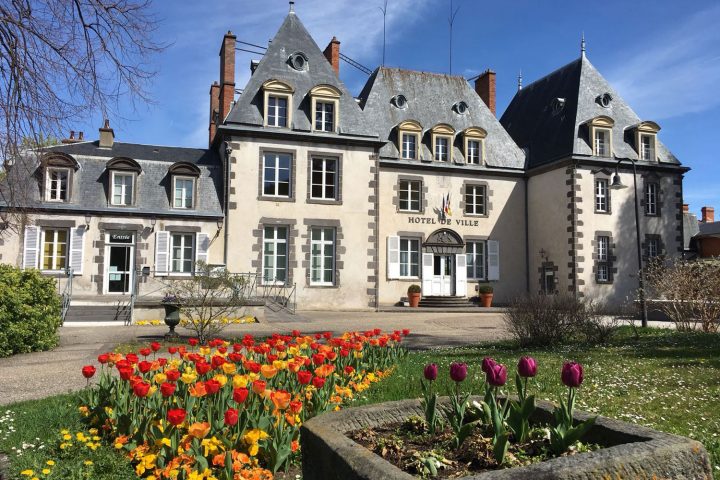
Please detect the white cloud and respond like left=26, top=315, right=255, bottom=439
left=606, top=4, right=720, bottom=120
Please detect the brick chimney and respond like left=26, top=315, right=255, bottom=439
left=99, top=119, right=114, bottom=148
left=475, top=69, right=496, bottom=116
left=323, top=37, right=340, bottom=76
left=209, top=81, right=220, bottom=146
left=62, top=130, right=80, bottom=144
left=683, top=203, right=689, bottom=213
left=701, top=206, right=715, bottom=223
left=218, top=31, right=236, bottom=126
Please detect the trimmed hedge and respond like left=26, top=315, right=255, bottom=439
left=0, top=263, right=62, bottom=357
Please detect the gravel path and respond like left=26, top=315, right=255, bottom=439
left=0, top=310, right=507, bottom=406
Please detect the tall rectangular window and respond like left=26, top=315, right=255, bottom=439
left=435, top=137, right=449, bottom=161
left=596, top=235, right=610, bottom=283
left=263, top=226, right=288, bottom=284
left=47, top=168, right=69, bottom=201
left=173, top=177, right=195, bottom=209
left=647, top=238, right=659, bottom=259
left=645, top=182, right=658, bottom=215
left=595, top=179, right=608, bottom=213
left=263, top=152, right=292, bottom=197
left=310, top=227, right=335, bottom=285
left=171, top=233, right=194, bottom=273
left=315, top=101, right=334, bottom=132
left=399, top=238, right=419, bottom=277
left=41, top=228, right=68, bottom=271
left=640, top=134, right=655, bottom=161
left=310, top=157, right=338, bottom=200
left=111, top=172, right=134, bottom=206
left=466, top=241, right=486, bottom=280
left=401, top=133, right=417, bottom=160
left=467, top=140, right=482, bottom=164
left=267, top=95, right=288, bottom=127
left=594, top=129, right=610, bottom=157
left=464, top=184, right=487, bottom=215
left=398, top=180, right=421, bottom=212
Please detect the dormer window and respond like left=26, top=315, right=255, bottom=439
left=633, top=121, right=660, bottom=162
left=397, top=120, right=422, bottom=160
left=288, top=52, right=308, bottom=71
left=169, top=162, right=201, bottom=210
left=587, top=116, right=614, bottom=158
left=42, top=153, right=78, bottom=203
left=453, top=101, right=469, bottom=115
left=106, top=157, right=141, bottom=207
left=262, top=79, right=294, bottom=129
left=391, top=95, right=408, bottom=109
left=310, top=85, right=341, bottom=133
left=431, top=124, right=454, bottom=162
left=463, top=127, right=487, bottom=165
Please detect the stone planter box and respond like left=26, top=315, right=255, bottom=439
left=301, top=397, right=712, bottom=480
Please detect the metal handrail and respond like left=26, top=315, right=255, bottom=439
left=59, top=268, right=73, bottom=325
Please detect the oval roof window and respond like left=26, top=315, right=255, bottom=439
left=598, top=92, right=613, bottom=108
left=551, top=97, right=566, bottom=115
left=454, top=101, right=469, bottom=115
left=288, top=52, right=308, bottom=71
left=391, top=94, right=407, bottom=109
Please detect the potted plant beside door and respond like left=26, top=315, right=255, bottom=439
left=478, top=283, right=494, bottom=307
left=407, top=284, right=422, bottom=308
left=161, top=293, right=182, bottom=339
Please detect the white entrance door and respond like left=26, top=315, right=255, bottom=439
left=104, top=232, right=135, bottom=294
left=431, top=254, right=453, bottom=296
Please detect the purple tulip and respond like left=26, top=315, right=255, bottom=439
left=517, top=356, right=538, bottom=378
left=481, top=357, right=497, bottom=374
left=561, top=361, right=584, bottom=388
left=423, top=363, right=438, bottom=381
left=449, top=362, right=468, bottom=383
left=486, top=363, right=507, bottom=387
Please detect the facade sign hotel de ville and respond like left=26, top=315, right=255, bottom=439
left=0, top=3, right=690, bottom=315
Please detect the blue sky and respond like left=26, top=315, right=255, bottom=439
left=77, top=0, right=720, bottom=215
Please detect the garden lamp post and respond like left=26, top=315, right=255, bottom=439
left=610, top=159, right=648, bottom=327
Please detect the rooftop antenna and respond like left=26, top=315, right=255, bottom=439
left=517, top=69, right=523, bottom=91
left=289, top=1, right=295, bottom=13
left=379, top=0, right=388, bottom=66
left=580, top=31, right=586, bottom=57
left=448, top=0, right=461, bottom=74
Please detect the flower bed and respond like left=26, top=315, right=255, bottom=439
left=76, top=329, right=408, bottom=479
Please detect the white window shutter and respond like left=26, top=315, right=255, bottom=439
left=387, top=235, right=400, bottom=279
left=155, top=231, right=170, bottom=276
left=455, top=254, right=467, bottom=297
left=69, top=227, right=85, bottom=275
left=421, top=253, right=434, bottom=293
left=23, top=226, right=40, bottom=270
left=487, top=240, right=500, bottom=281
left=196, top=232, right=210, bottom=265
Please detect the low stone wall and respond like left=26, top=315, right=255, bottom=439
left=301, top=397, right=712, bottom=480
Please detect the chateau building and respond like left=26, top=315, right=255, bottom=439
left=0, top=7, right=688, bottom=315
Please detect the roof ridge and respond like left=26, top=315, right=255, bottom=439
left=379, top=66, right=469, bottom=81
left=518, top=56, right=582, bottom=93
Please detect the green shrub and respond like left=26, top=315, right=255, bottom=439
left=0, top=263, right=62, bottom=356
left=478, top=283, right=494, bottom=294
left=407, top=284, right=421, bottom=294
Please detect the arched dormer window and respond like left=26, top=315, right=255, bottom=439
left=42, top=153, right=79, bottom=202
left=587, top=116, right=614, bottom=157
left=169, top=162, right=201, bottom=209
left=262, top=79, right=294, bottom=128
left=107, top=157, right=141, bottom=207
left=431, top=124, right=455, bottom=162
left=463, top=127, right=487, bottom=165
left=310, top=84, right=341, bottom=133
left=633, top=121, right=661, bottom=162
left=397, top=120, right=422, bottom=160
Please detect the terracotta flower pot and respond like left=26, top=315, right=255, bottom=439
left=408, top=292, right=421, bottom=308
left=480, top=293, right=494, bottom=307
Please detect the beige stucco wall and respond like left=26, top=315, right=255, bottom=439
left=0, top=213, right=223, bottom=297
left=224, top=137, right=376, bottom=310
left=377, top=168, right=527, bottom=305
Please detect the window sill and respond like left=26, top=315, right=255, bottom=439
left=258, top=196, right=295, bottom=203
left=463, top=213, right=488, bottom=218
left=398, top=209, right=423, bottom=214
left=397, top=277, right=421, bottom=281
left=307, top=198, right=342, bottom=206
left=41, top=270, right=70, bottom=278
left=594, top=210, right=612, bottom=215
left=308, top=284, right=339, bottom=289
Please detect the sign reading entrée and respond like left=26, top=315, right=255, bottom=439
left=110, top=233, right=134, bottom=243
left=408, top=217, right=480, bottom=226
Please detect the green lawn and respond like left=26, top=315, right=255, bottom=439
left=0, top=327, right=718, bottom=478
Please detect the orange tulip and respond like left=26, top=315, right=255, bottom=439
left=260, top=364, right=278, bottom=379
left=314, top=363, right=335, bottom=378
left=188, top=422, right=211, bottom=439
left=189, top=381, right=207, bottom=397
left=270, top=390, right=291, bottom=411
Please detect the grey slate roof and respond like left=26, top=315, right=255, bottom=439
left=500, top=55, right=680, bottom=169
left=225, top=12, right=376, bottom=139
left=358, top=67, right=526, bottom=169
left=684, top=212, right=700, bottom=249
left=698, top=221, right=720, bottom=236
left=1, top=141, right=223, bottom=217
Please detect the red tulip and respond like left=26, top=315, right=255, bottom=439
left=486, top=363, right=508, bottom=387
left=233, top=387, right=249, bottom=404
left=224, top=408, right=239, bottom=426
left=168, top=346, right=178, bottom=355
left=196, top=362, right=211, bottom=376
left=312, top=353, right=325, bottom=365
left=150, top=342, right=161, bottom=352
left=132, top=381, right=151, bottom=397
left=450, top=362, right=468, bottom=382
left=297, top=370, right=312, bottom=385
left=402, top=329, right=410, bottom=336
left=165, top=369, right=180, bottom=382
left=423, top=363, right=438, bottom=381
left=139, top=348, right=152, bottom=357
left=252, top=380, right=266, bottom=395
left=97, top=353, right=110, bottom=364
left=561, top=362, right=584, bottom=388
left=291, top=329, right=301, bottom=337
left=125, top=353, right=138, bottom=364
left=205, top=379, right=221, bottom=395
left=81, top=365, right=96, bottom=379
left=517, top=356, right=538, bottom=378
left=211, top=355, right=225, bottom=369
left=344, top=366, right=355, bottom=375
left=167, top=408, right=186, bottom=426
left=138, top=361, right=153, bottom=374
left=481, top=357, right=497, bottom=374
left=118, top=366, right=134, bottom=381
left=188, top=338, right=199, bottom=347
left=289, top=400, right=303, bottom=414
left=312, top=376, right=326, bottom=389
left=160, top=382, right=176, bottom=397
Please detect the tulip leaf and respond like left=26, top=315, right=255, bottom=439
left=492, top=432, right=510, bottom=465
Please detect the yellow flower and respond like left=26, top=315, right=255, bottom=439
left=42, top=469, right=51, bottom=475
left=199, top=346, right=211, bottom=355
left=232, top=374, right=249, bottom=388
left=135, top=453, right=157, bottom=475
left=154, top=372, right=167, bottom=384
left=181, top=371, right=197, bottom=384
left=272, top=360, right=287, bottom=371
left=221, top=362, right=236, bottom=375
left=157, top=437, right=172, bottom=447
left=213, top=374, right=228, bottom=386
left=150, top=319, right=162, bottom=325
left=20, top=470, right=34, bottom=477
left=46, top=461, right=55, bottom=466
left=62, top=434, right=72, bottom=440
left=83, top=460, right=93, bottom=466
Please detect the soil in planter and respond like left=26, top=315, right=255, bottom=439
left=348, top=416, right=599, bottom=479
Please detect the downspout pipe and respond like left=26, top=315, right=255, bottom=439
left=223, top=141, right=231, bottom=267
left=524, top=176, right=530, bottom=294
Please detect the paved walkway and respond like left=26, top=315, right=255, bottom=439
left=0, top=310, right=507, bottom=406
